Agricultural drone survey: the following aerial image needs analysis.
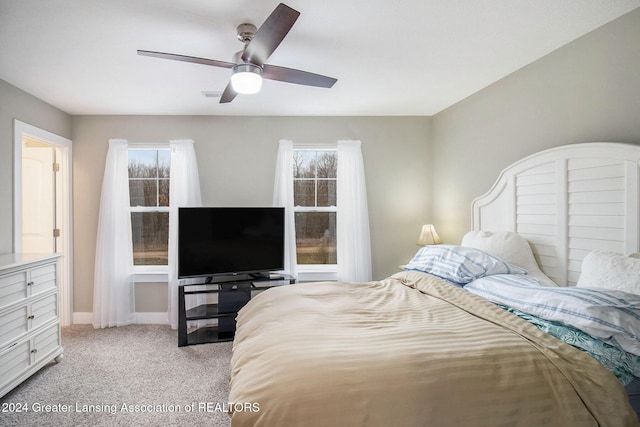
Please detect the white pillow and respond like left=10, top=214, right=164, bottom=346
left=461, top=231, right=557, bottom=287
left=576, top=250, right=640, bottom=294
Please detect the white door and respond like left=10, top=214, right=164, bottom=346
left=22, top=137, right=57, bottom=253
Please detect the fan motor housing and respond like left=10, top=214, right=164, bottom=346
left=236, top=23, right=257, bottom=43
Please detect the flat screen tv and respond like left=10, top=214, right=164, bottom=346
left=178, top=207, right=285, bottom=279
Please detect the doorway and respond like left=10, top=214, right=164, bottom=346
left=14, top=120, right=73, bottom=326
left=22, top=137, right=57, bottom=253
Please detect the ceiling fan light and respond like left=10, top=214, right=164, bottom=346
left=231, top=64, right=263, bottom=94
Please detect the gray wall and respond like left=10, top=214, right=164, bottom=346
left=430, top=8, right=640, bottom=244
left=0, top=79, right=71, bottom=253
left=71, top=115, right=431, bottom=312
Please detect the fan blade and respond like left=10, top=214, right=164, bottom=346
left=219, top=82, right=238, bottom=103
left=241, top=3, right=300, bottom=66
left=137, top=50, right=235, bottom=69
left=262, top=64, right=337, bottom=88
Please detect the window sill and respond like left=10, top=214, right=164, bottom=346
left=297, top=265, right=337, bottom=282
left=131, top=271, right=168, bottom=283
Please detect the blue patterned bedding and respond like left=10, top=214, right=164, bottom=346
left=501, top=305, right=640, bottom=385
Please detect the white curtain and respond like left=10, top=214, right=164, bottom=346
left=273, top=140, right=298, bottom=278
left=167, top=139, right=202, bottom=329
left=93, top=139, right=135, bottom=328
left=337, top=140, right=372, bottom=282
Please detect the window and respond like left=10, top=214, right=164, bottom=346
left=128, top=149, right=170, bottom=267
left=293, top=149, right=337, bottom=267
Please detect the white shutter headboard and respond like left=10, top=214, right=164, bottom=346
left=471, top=142, right=640, bottom=286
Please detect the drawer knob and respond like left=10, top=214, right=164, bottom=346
left=27, top=315, right=35, bottom=320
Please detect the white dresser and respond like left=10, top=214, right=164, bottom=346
left=0, top=253, right=63, bottom=398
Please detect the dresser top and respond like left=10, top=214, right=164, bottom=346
left=0, top=253, right=60, bottom=271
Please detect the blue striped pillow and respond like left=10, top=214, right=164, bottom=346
left=404, top=245, right=527, bottom=284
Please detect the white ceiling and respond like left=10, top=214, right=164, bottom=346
left=1, top=0, right=639, bottom=116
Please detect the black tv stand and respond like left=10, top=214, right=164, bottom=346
left=178, top=274, right=295, bottom=346
left=249, top=272, right=274, bottom=280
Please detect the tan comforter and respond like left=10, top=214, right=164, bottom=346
left=229, top=271, right=639, bottom=426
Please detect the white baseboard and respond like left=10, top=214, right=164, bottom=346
left=72, top=312, right=169, bottom=325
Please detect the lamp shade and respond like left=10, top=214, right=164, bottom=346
left=231, top=63, right=263, bottom=94
left=417, top=224, right=442, bottom=246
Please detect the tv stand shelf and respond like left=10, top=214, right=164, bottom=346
left=178, top=274, right=295, bottom=347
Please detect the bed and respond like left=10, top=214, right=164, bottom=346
left=228, top=142, right=640, bottom=426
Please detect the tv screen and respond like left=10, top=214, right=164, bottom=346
left=178, top=207, right=285, bottom=279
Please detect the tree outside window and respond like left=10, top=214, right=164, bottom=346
left=293, top=150, right=337, bottom=265
left=128, top=149, right=170, bottom=266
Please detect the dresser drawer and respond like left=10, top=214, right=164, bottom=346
left=31, top=293, right=59, bottom=330
left=0, top=293, right=59, bottom=350
left=0, top=271, right=28, bottom=310
left=0, top=323, right=61, bottom=394
left=30, top=263, right=57, bottom=297
left=33, top=323, right=61, bottom=363
left=0, top=305, right=29, bottom=349
left=0, top=340, right=31, bottom=390
left=0, top=262, right=57, bottom=311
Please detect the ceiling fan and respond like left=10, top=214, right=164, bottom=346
left=138, top=3, right=337, bottom=104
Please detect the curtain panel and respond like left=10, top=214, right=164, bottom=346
left=93, top=139, right=135, bottom=328
left=273, top=140, right=298, bottom=279
left=167, top=139, right=202, bottom=329
left=93, top=139, right=202, bottom=330
left=337, top=140, right=372, bottom=282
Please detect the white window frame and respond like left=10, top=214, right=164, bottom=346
left=293, top=146, right=338, bottom=281
left=128, top=143, right=170, bottom=278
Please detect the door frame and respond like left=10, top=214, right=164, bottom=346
left=14, top=119, right=73, bottom=326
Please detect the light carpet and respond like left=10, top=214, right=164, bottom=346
left=0, top=324, right=232, bottom=426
